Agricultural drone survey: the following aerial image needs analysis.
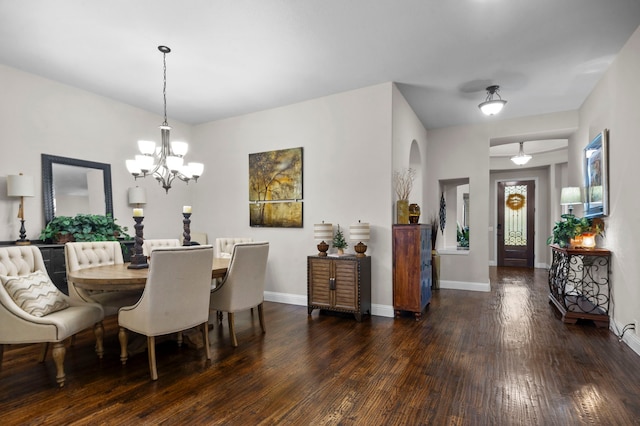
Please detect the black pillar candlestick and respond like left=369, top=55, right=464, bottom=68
left=128, top=216, right=148, bottom=269
left=182, top=213, right=191, bottom=246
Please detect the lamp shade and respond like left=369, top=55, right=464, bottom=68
left=349, top=222, right=370, bottom=242
left=479, top=100, right=507, bottom=116
left=313, top=222, right=333, bottom=241
left=478, top=85, right=507, bottom=116
left=128, top=187, right=147, bottom=205
left=560, top=187, right=582, bottom=205
left=7, top=174, right=35, bottom=197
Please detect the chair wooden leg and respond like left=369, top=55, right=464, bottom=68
left=52, top=342, right=66, bottom=387
left=39, top=342, right=49, bottom=362
left=177, top=331, right=183, bottom=348
left=147, top=336, right=158, bottom=381
left=217, top=310, right=223, bottom=322
left=258, top=303, right=266, bottom=334
left=94, top=321, right=104, bottom=359
left=118, top=327, right=128, bottom=365
left=228, top=312, right=238, bottom=347
left=202, top=322, right=211, bottom=360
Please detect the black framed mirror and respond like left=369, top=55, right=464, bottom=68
left=41, top=154, right=113, bottom=224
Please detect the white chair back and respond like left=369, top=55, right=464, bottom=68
left=120, top=245, right=215, bottom=335
left=142, top=239, right=180, bottom=257
left=215, top=237, right=253, bottom=258
left=211, top=242, right=269, bottom=312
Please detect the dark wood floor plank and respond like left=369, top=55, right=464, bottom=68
left=2, top=266, right=640, bottom=425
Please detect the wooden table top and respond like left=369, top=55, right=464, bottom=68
left=68, top=257, right=230, bottom=291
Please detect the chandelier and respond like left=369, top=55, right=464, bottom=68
left=511, top=142, right=532, bottom=166
left=126, top=46, right=204, bottom=193
left=478, top=85, right=507, bottom=116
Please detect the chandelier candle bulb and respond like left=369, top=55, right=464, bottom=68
left=183, top=206, right=192, bottom=214
left=133, top=208, right=144, bottom=217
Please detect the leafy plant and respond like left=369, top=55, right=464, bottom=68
left=546, top=214, right=604, bottom=248
left=429, top=214, right=439, bottom=250
left=332, top=225, right=348, bottom=250
left=457, top=223, right=469, bottom=248
left=40, top=214, right=130, bottom=243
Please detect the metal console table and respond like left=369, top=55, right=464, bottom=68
left=548, top=244, right=611, bottom=327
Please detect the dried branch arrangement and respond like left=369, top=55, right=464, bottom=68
left=393, top=168, right=416, bottom=200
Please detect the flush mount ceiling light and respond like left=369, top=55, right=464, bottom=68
left=126, top=46, right=204, bottom=193
left=511, top=142, right=532, bottom=166
left=478, top=85, right=507, bottom=116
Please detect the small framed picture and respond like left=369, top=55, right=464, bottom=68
left=583, top=129, right=609, bottom=218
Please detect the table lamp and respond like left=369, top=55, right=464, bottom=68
left=560, top=186, right=582, bottom=216
left=350, top=221, right=370, bottom=257
left=7, top=173, right=35, bottom=245
left=313, top=222, right=333, bottom=256
left=128, top=186, right=147, bottom=207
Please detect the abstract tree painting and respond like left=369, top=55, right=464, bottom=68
left=249, top=147, right=303, bottom=227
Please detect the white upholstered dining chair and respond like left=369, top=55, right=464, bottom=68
left=65, top=241, right=142, bottom=316
left=118, top=245, right=214, bottom=380
left=209, top=241, right=269, bottom=347
left=142, top=238, right=180, bottom=257
left=0, top=246, right=105, bottom=387
left=215, top=237, right=253, bottom=258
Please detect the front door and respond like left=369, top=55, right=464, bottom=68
left=497, top=180, right=535, bottom=267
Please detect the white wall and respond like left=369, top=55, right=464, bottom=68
left=192, top=83, right=396, bottom=314
left=573, top=25, right=640, bottom=353
left=392, top=84, right=428, bottom=212
left=0, top=65, right=197, bottom=242
left=426, top=111, right=579, bottom=290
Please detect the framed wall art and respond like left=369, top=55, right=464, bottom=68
left=583, top=129, right=609, bottom=218
left=249, top=147, right=303, bottom=227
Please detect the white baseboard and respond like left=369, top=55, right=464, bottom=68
left=488, top=261, right=549, bottom=269
left=610, top=318, right=640, bottom=357
left=439, top=280, right=491, bottom=292
left=264, top=291, right=306, bottom=306
left=264, top=291, right=395, bottom=317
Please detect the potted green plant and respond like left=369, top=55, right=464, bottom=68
left=40, top=213, right=130, bottom=243
left=457, top=223, right=469, bottom=249
left=332, top=224, right=348, bottom=255
left=547, top=215, right=603, bottom=248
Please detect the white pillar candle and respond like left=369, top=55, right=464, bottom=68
left=183, top=205, right=192, bottom=214
left=133, top=208, right=144, bottom=217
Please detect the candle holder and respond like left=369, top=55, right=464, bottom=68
left=128, top=216, right=149, bottom=269
left=182, top=213, right=192, bottom=246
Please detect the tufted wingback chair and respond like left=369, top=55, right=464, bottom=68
left=142, top=239, right=180, bottom=257
left=65, top=241, right=142, bottom=316
left=215, top=237, right=253, bottom=258
left=0, top=245, right=104, bottom=387
left=209, top=242, right=269, bottom=347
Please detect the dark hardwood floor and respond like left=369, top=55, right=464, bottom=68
left=2, top=267, right=640, bottom=425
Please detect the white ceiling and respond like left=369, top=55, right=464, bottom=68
left=1, top=1, right=639, bottom=131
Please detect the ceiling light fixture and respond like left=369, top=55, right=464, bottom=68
left=511, top=142, right=532, bottom=166
left=478, top=85, right=507, bottom=116
left=126, top=46, right=204, bottom=193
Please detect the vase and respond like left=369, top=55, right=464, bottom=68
left=409, top=203, right=420, bottom=224
left=397, top=200, right=409, bottom=224
left=431, top=250, right=440, bottom=290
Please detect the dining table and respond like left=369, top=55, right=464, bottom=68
left=67, top=257, right=230, bottom=353
left=68, top=257, right=230, bottom=292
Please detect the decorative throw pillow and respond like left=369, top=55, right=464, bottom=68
left=1, top=270, right=69, bottom=317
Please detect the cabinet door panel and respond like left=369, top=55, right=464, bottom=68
left=334, top=260, right=357, bottom=310
left=309, top=259, right=332, bottom=308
